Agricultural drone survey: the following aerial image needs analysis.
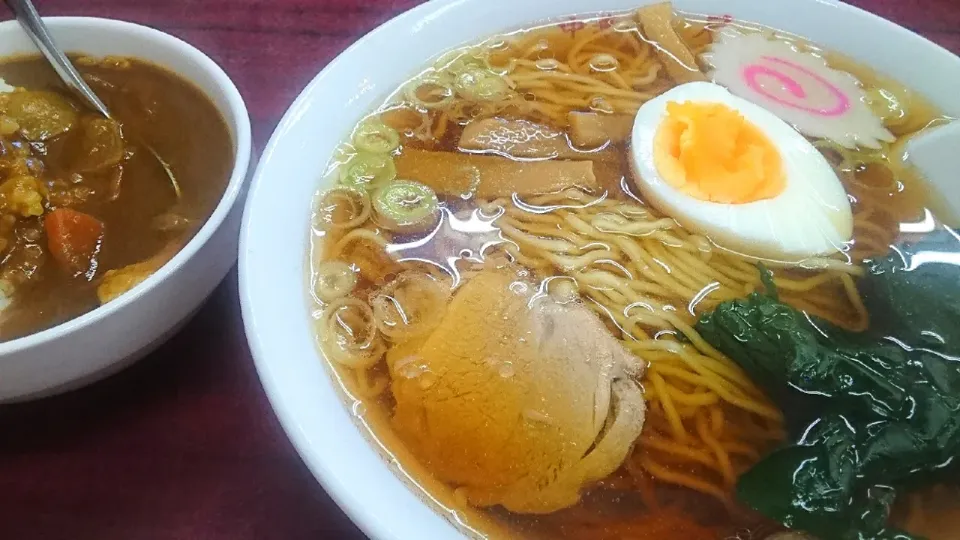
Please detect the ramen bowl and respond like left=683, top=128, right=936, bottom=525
left=240, top=0, right=960, bottom=538
left=0, top=17, right=251, bottom=401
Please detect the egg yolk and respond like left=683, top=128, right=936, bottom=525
left=652, top=101, right=786, bottom=204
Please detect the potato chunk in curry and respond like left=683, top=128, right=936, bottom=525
left=96, top=256, right=161, bottom=304
left=0, top=175, right=44, bottom=217
left=1, top=90, right=78, bottom=141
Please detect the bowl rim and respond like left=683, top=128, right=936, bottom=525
left=240, top=0, right=960, bottom=539
left=241, top=2, right=472, bottom=536
left=237, top=0, right=458, bottom=540
left=0, top=16, right=252, bottom=356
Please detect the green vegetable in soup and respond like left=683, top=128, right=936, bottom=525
left=861, top=227, right=960, bottom=356
left=340, top=152, right=397, bottom=191
left=373, top=179, right=439, bottom=233
left=3, top=90, right=78, bottom=141
left=695, top=260, right=960, bottom=540
left=454, top=67, right=511, bottom=102
left=352, top=118, right=400, bottom=154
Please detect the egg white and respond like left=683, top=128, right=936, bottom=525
left=629, top=82, right=853, bottom=262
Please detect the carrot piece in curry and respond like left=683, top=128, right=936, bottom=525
left=44, top=208, right=104, bottom=276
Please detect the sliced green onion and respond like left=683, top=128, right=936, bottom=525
left=454, top=68, right=511, bottom=102
left=445, top=53, right=487, bottom=76
left=313, top=186, right=371, bottom=231
left=404, top=78, right=456, bottom=110
left=313, top=261, right=359, bottom=302
left=339, top=152, right=397, bottom=191
left=373, top=180, right=439, bottom=234
left=317, top=297, right=384, bottom=370
left=352, top=118, right=401, bottom=154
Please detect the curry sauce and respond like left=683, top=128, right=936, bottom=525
left=0, top=55, right=232, bottom=341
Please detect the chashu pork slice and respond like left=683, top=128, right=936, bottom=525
left=388, top=269, right=646, bottom=513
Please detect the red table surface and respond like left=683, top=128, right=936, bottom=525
left=0, top=1, right=957, bottom=539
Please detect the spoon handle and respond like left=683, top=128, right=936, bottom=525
left=4, top=0, right=111, bottom=118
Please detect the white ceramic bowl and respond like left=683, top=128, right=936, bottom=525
left=240, top=1, right=960, bottom=539
left=0, top=17, right=251, bottom=402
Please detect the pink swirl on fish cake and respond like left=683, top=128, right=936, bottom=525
left=742, top=55, right=851, bottom=117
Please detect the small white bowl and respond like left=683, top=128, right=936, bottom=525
left=0, top=17, right=251, bottom=402
left=240, top=1, right=960, bottom=539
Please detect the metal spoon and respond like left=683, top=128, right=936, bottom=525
left=4, top=0, right=182, bottom=198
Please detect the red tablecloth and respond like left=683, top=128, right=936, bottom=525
left=0, top=1, right=958, bottom=539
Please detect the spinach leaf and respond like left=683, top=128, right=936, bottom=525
left=737, top=415, right=911, bottom=540
left=862, top=227, right=960, bottom=355
left=696, top=264, right=960, bottom=539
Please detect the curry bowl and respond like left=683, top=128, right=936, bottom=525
left=0, top=17, right=251, bottom=401
left=241, top=0, right=960, bottom=539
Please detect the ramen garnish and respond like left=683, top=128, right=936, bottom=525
left=308, top=4, right=960, bottom=539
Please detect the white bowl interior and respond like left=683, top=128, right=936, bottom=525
left=240, top=1, right=960, bottom=539
left=0, top=17, right=251, bottom=400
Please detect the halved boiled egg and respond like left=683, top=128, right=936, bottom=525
left=629, top=81, right=852, bottom=261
